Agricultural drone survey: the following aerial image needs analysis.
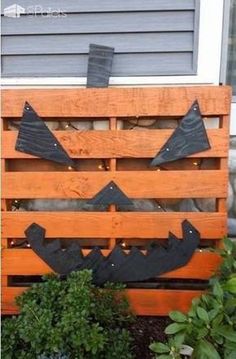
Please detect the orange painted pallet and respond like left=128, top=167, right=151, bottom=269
left=1, top=86, right=231, bottom=315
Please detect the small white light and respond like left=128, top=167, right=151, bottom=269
left=68, top=166, right=73, bottom=171
left=199, top=249, right=203, bottom=252
left=110, top=186, right=113, bottom=190
left=14, top=200, right=19, bottom=203
left=27, top=243, right=31, bottom=248
left=111, top=263, right=115, bottom=267
left=26, top=107, right=30, bottom=110
left=166, top=148, right=170, bottom=151
left=121, top=242, right=126, bottom=248
left=193, top=107, right=197, bottom=111
left=193, top=162, right=198, bottom=166
left=98, top=165, right=103, bottom=170
left=65, top=124, right=69, bottom=129
left=54, top=143, right=57, bottom=147
left=158, top=205, right=161, bottom=209
left=157, top=168, right=161, bottom=171
left=189, top=230, right=193, bottom=234
left=10, top=240, right=15, bottom=246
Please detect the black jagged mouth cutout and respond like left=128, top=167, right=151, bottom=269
left=150, top=100, right=211, bottom=166
left=25, top=220, right=200, bottom=285
left=15, top=102, right=75, bottom=167
left=86, top=181, right=133, bottom=208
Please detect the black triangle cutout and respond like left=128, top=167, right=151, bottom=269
left=87, top=181, right=133, bottom=207
left=150, top=100, right=211, bottom=166
left=15, top=102, right=75, bottom=166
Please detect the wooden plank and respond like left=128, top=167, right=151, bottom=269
left=2, top=249, right=220, bottom=279
left=2, top=129, right=228, bottom=159
left=1, top=87, right=231, bottom=117
left=126, top=289, right=203, bottom=315
left=1, top=287, right=203, bottom=316
left=2, top=212, right=227, bottom=238
left=2, top=171, right=227, bottom=199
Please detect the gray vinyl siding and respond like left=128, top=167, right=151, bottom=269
left=1, top=0, right=200, bottom=77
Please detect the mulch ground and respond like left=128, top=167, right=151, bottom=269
left=128, top=316, right=171, bottom=359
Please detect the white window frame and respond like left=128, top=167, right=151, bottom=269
left=1, top=0, right=224, bottom=87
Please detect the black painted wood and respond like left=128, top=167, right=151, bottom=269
left=25, top=220, right=199, bottom=284
left=15, top=102, right=75, bottom=166
left=86, top=44, right=114, bottom=88
left=87, top=181, right=133, bottom=208
left=150, top=100, right=211, bottom=166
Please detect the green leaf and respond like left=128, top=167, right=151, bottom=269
left=212, top=281, right=224, bottom=299
left=195, top=339, right=221, bottom=359
left=224, top=278, right=236, bottom=294
left=149, top=342, right=170, bottom=354
left=157, top=355, right=172, bottom=359
left=165, top=323, right=186, bottom=335
left=224, top=238, right=234, bottom=253
left=173, top=332, right=185, bottom=347
left=169, top=311, right=187, bottom=323
left=216, top=326, right=236, bottom=342
left=196, top=307, right=209, bottom=322
left=208, top=308, right=220, bottom=321
left=196, top=327, right=208, bottom=339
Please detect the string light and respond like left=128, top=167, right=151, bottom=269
left=68, top=166, right=73, bottom=171
left=156, top=168, right=161, bottom=171
left=26, top=243, right=31, bottom=248
left=14, top=200, right=19, bottom=204
left=121, top=241, right=126, bottom=248
left=10, top=240, right=15, bottom=247
left=65, top=124, right=69, bottom=129
left=193, top=161, right=199, bottom=166
left=98, top=164, right=104, bottom=170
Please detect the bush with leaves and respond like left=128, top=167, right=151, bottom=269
left=150, top=238, right=236, bottom=359
left=2, top=270, right=134, bottom=359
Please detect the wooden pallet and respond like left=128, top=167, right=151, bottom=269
left=1, top=86, right=231, bottom=315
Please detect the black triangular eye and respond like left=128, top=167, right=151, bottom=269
left=86, top=44, right=114, bottom=88
left=87, top=181, right=133, bottom=208
left=150, top=100, right=211, bottom=166
left=15, top=102, right=75, bottom=166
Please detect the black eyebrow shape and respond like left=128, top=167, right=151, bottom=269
left=15, top=101, right=75, bottom=167
left=150, top=100, right=211, bottom=166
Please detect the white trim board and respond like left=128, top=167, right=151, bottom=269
left=230, top=104, right=236, bottom=135
left=1, top=0, right=224, bottom=87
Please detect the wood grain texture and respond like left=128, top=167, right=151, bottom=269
left=1, top=87, right=231, bottom=117
left=2, top=249, right=220, bottom=279
left=2, top=171, right=227, bottom=199
left=1, top=287, right=203, bottom=316
left=2, top=212, right=227, bottom=239
left=2, top=129, right=228, bottom=159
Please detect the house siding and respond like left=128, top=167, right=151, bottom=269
left=1, top=0, right=200, bottom=77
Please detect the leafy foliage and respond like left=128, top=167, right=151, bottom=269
left=149, top=238, right=236, bottom=358
left=1, top=270, right=134, bottom=359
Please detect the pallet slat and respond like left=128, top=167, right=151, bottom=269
left=2, top=170, right=227, bottom=199
left=2, top=249, right=220, bottom=279
left=2, top=129, right=228, bottom=159
left=2, top=287, right=204, bottom=316
left=1, top=87, right=231, bottom=117
left=2, top=212, right=227, bottom=238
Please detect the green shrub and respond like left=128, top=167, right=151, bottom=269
left=2, top=270, right=134, bottom=359
left=149, top=239, right=236, bottom=359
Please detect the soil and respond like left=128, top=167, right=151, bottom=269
left=129, top=316, right=171, bottom=359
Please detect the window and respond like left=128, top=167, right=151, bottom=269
left=226, top=0, right=236, bottom=98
